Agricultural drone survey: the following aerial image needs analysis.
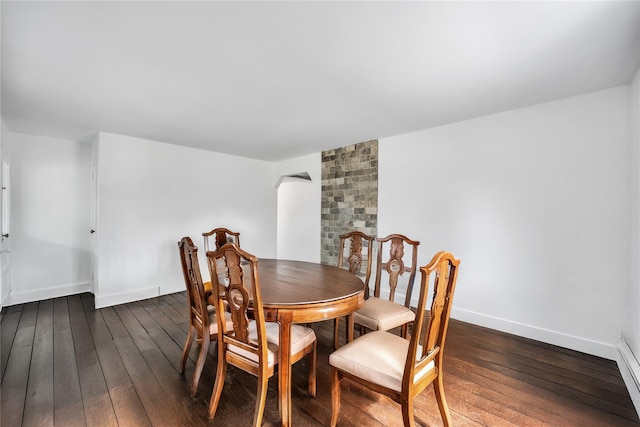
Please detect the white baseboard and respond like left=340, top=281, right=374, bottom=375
left=618, top=339, right=640, bottom=418
left=5, top=281, right=92, bottom=306
left=451, top=307, right=618, bottom=360
left=1, top=287, right=10, bottom=308
left=5, top=282, right=169, bottom=309
left=160, top=284, right=185, bottom=296
left=94, top=286, right=160, bottom=309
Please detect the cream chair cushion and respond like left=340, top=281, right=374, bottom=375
left=228, top=322, right=316, bottom=367
left=329, top=331, right=434, bottom=393
left=207, top=309, right=234, bottom=336
left=353, top=297, right=416, bottom=331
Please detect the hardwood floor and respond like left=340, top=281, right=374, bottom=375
left=1, top=292, right=639, bottom=426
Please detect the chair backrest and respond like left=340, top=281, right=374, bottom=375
left=178, top=236, right=210, bottom=332
left=373, top=234, right=420, bottom=307
left=202, top=227, right=241, bottom=252
left=337, top=231, right=375, bottom=289
left=206, top=243, right=269, bottom=374
left=404, top=251, right=460, bottom=389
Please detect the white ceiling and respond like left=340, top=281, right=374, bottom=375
left=2, top=1, right=639, bottom=162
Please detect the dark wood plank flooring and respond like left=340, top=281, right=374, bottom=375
left=1, top=292, right=638, bottom=426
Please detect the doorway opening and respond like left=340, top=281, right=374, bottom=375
left=276, top=172, right=319, bottom=262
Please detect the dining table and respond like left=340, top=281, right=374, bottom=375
left=209, top=258, right=365, bottom=427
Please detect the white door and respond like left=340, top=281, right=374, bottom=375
left=1, top=161, right=11, bottom=307
left=90, top=161, right=98, bottom=295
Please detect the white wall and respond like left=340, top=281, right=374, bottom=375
left=379, top=86, right=629, bottom=359
left=95, top=132, right=277, bottom=308
left=273, top=153, right=321, bottom=262
left=5, top=131, right=92, bottom=304
left=623, top=67, right=640, bottom=412
left=626, top=66, right=640, bottom=364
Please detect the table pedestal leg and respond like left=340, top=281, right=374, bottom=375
left=278, top=311, right=293, bottom=427
left=347, top=313, right=355, bottom=343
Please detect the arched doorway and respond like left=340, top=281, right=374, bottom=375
left=276, top=173, right=319, bottom=262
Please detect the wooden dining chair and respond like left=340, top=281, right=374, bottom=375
left=177, top=237, right=233, bottom=397
left=333, top=231, right=374, bottom=349
left=202, top=227, right=241, bottom=252
left=206, top=243, right=317, bottom=425
left=352, top=233, right=419, bottom=338
left=202, top=227, right=241, bottom=294
left=329, top=251, right=460, bottom=427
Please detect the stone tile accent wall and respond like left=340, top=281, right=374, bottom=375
left=321, top=140, right=378, bottom=265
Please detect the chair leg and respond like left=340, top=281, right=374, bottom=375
left=401, top=323, right=408, bottom=339
left=180, top=325, right=194, bottom=375
left=308, top=341, right=317, bottom=397
left=330, top=367, right=341, bottom=427
left=401, top=398, right=416, bottom=427
left=207, top=354, right=227, bottom=420
left=191, top=338, right=209, bottom=397
left=433, top=374, right=452, bottom=427
left=253, top=371, right=269, bottom=427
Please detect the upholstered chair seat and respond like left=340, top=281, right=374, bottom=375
left=228, top=322, right=317, bottom=367
left=330, top=331, right=432, bottom=392
left=206, top=307, right=234, bottom=335
left=352, top=297, right=416, bottom=332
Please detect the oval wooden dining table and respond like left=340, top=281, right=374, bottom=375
left=210, top=258, right=365, bottom=427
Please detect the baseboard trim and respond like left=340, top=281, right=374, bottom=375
left=451, top=307, right=618, bottom=360
left=1, top=287, right=10, bottom=308
left=94, top=286, right=160, bottom=309
left=618, top=338, right=640, bottom=418
left=160, top=285, right=185, bottom=297
left=5, top=281, right=92, bottom=306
